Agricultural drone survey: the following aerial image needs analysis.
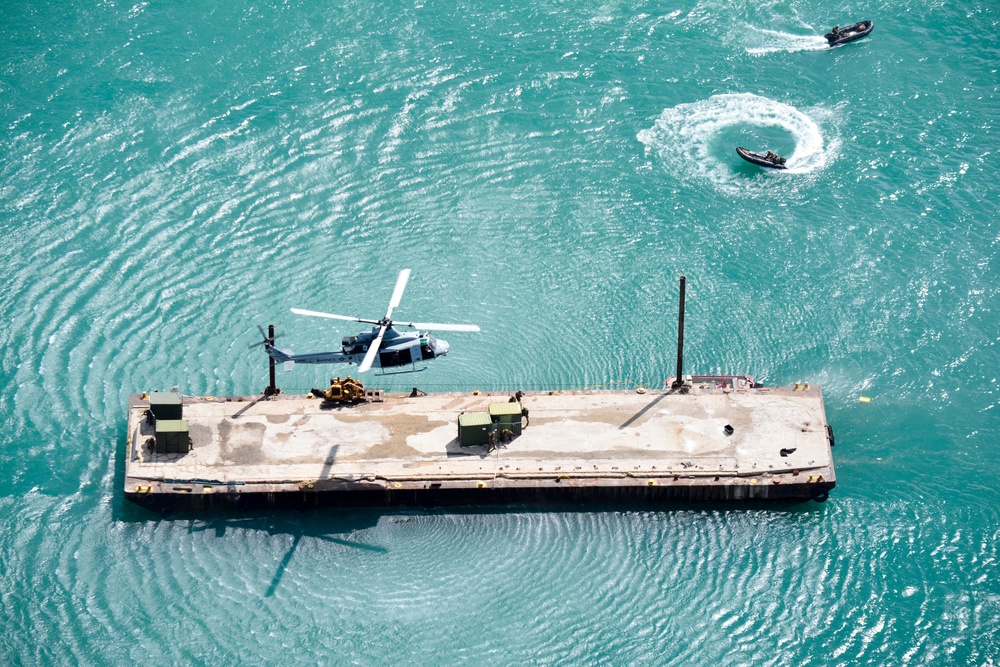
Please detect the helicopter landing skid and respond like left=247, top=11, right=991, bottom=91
left=374, top=365, right=428, bottom=376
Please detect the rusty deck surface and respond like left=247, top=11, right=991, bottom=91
left=124, top=384, right=835, bottom=506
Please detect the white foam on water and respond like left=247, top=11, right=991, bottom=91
left=743, top=28, right=829, bottom=55
left=637, top=92, right=840, bottom=196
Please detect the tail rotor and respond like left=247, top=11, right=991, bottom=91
left=249, top=325, right=283, bottom=350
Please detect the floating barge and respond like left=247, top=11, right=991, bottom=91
left=124, top=379, right=835, bottom=510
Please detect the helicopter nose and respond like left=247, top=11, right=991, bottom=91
left=435, top=338, right=450, bottom=356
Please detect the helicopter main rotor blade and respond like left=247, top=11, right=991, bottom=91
left=384, top=268, right=411, bottom=321
left=358, top=324, right=388, bottom=373
left=291, top=308, right=381, bottom=325
left=397, top=321, right=481, bottom=332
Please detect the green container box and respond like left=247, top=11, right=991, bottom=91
left=155, top=419, right=189, bottom=454
left=488, top=402, right=521, bottom=419
left=458, top=412, right=495, bottom=447
left=149, top=392, right=183, bottom=421
left=489, top=402, right=523, bottom=435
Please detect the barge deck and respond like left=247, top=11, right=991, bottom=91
left=124, top=381, right=835, bottom=509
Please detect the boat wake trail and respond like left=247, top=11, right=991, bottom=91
left=637, top=93, right=840, bottom=196
left=742, top=28, right=829, bottom=55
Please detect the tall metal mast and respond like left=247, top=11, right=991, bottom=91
left=671, top=276, right=686, bottom=390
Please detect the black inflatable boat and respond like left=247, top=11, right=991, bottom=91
left=736, top=147, right=787, bottom=169
left=825, top=20, right=873, bottom=46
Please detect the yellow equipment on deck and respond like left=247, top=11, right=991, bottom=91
left=314, top=376, right=366, bottom=402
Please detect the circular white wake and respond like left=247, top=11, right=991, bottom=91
left=637, top=93, right=839, bottom=195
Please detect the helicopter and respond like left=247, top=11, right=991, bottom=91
left=254, top=269, right=480, bottom=375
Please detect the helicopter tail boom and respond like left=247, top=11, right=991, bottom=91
left=265, top=344, right=293, bottom=363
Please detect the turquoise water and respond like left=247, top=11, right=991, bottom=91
left=2, top=0, right=998, bottom=662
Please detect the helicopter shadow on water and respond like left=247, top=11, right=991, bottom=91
left=114, top=492, right=389, bottom=598
left=112, top=431, right=390, bottom=597
left=183, top=509, right=390, bottom=599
